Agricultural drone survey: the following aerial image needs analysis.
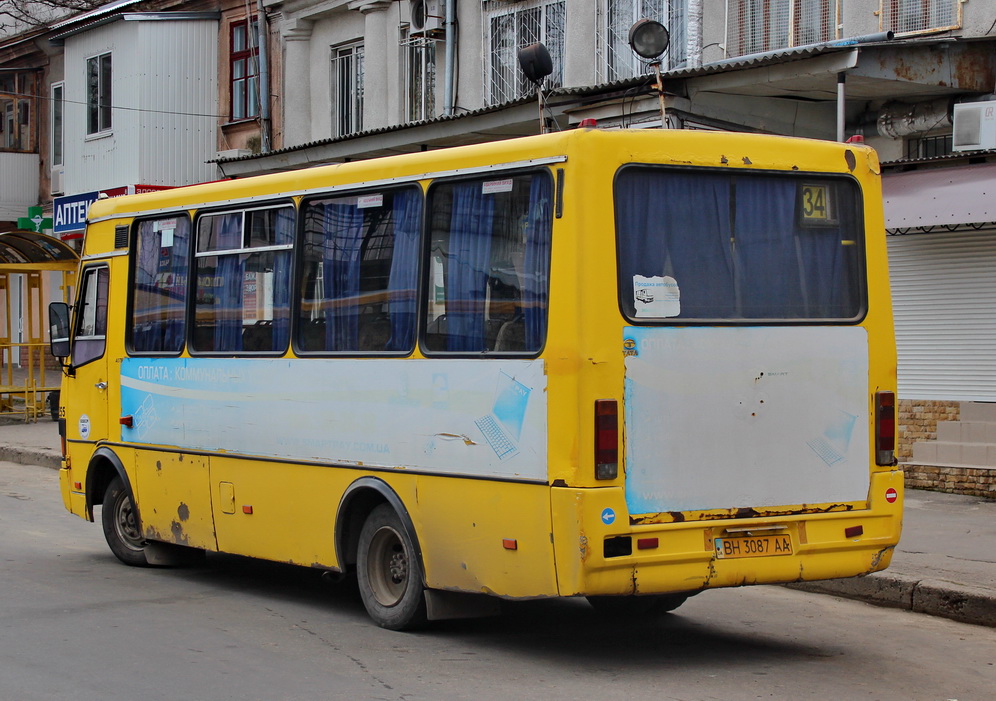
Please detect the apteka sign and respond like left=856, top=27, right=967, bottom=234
left=54, top=185, right=174, bottom=240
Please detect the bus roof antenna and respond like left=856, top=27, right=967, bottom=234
left=518, top=42, right=553, bottom=134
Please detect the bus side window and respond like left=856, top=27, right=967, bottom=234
left=130, top=216, right=190, bottom=354
left=297, top=187, right=421, bottom=354
left=423, top=172, right=551, bottom=354
left=73, top=265, right=109, bottom=367
left=192, top=206, right=294, bottom=354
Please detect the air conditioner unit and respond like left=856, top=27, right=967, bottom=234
left=50, top=167, right=65, bottom=195
left=410, top=0, right=443, bottom=36
left=952, top=101, right=996, bottom=152
left=216, top=149, right=253, bottom=160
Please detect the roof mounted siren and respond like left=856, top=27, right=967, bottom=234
left=628, top=19, right=670, bottom=129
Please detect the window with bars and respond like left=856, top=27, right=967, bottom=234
left=402, top=30, right=436, bottom=123
left=483, top=0, right=565, bottom=106
left=86, top=52, right=112, bottom=135
left=725, top=0, right=839, bottom=58
left=600, top=0, right=687, bottom=82
left=331, top=43, right=364, bottom=137
left=905, top=133, right=954, bottom=160
left=230, top=18, right=260, bottom=121
left=881, top=0, right=958, bottom=34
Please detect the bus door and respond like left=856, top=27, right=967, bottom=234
left=68, top=263, right=111, bottom=446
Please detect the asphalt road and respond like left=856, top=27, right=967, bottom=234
left=2, top=460, right=994, bottom=701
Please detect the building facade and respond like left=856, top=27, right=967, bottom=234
left=0, top=0, right=994, bottom=492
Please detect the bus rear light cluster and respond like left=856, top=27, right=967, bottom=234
left=875, top=391, right=896, bottom=466
left=595, top=399, right=619, bottom=480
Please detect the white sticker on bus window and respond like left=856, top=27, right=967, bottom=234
left=482, top=179, right=514, bottom=195
left=155, top=219, right=176, bottom=248
left=633, top=275, right=680, bottom=318
left=357, top=194, right=384, bottom=209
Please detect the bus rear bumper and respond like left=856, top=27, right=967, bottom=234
left=551, top=471, right=904, bottom=597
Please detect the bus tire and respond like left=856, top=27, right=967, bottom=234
left=586, top=593, right=690, bottom=618
left=101, top=476, right=151, bottom=567
left=356, top=503, right=427, bottom=631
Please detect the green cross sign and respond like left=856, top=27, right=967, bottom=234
left=17, top=206, right=53, bottom=233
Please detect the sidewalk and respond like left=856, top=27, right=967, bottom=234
left=1, top=417, right=994, bottom=627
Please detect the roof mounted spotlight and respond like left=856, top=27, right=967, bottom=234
left=628, top=19, right=671, bottom=129
left=628, top=18, right=670, bottom=60
left=518, top=42, right=553, bottom=134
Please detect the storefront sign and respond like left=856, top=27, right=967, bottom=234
left=54, top=185, right=175, bottom=240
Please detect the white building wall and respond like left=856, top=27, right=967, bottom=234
left=62, top=16, right=218, bottom=195
left=135, top=18, right=218, bottom=187
left=64, top=22, right=132, bottom=193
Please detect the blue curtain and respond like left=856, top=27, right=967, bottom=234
left=736, top=178, right=858, bottom=318
left=214, top=213, right=244, bottom=351
left=446, top=183, right=494, bottom=351
left=735, top=178, right=805, bottom=318
left=616, top=170, right=734, bottom=319
left=617, top=169, right=860, bottom=320
left=323, top=203, right=365, bottom=350
left=270, top=208, right=294, bottom=350
left=386, top=189, right=422, bottom=351
left=523, top=176, right=552, bottom=350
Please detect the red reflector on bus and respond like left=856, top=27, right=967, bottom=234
left=119, top=415, right=133, bottom=427
left=844, top=525, right=863, bottom=539
left=875, top=391, right=896, bottom=466
left=595, top=399, right=618, bottom=480
left=242, top=505, right=253, bottom=515
left=637, top=537, right=659, bottom=550
left=73, top=482, right=82, bottom=491
left=502, top=539, right=518, bottom=550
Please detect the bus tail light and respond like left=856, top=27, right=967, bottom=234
left=875, top=391, right=896, bottom=466
left=595, top=399, right=618, bottom=480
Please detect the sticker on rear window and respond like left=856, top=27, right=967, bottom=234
left=633, top=275, right=680, bottom=317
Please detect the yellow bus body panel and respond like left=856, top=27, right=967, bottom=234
left=61, top=129, right=899, bottom=606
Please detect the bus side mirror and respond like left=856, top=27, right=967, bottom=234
left=49, top=302, right=71, bottom=360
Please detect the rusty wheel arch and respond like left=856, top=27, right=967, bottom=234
left=84, top=447, right=133, bottom=522
left=334, top=477, right=424, bottom=584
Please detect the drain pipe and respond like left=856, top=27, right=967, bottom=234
left=443, top=0, right=455, bottom=116
left=837, top=72, right=846, bottom=142
left=256, top=0, right=271, bottom=152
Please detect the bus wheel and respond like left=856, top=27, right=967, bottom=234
left=101, top=477, right=150, bottom=567
left=586, top=593, right=690, bottom=618
left=356, top=504, right=427, bottom=631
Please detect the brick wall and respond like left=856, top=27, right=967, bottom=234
left=905, top=465, right=996, bottom=499
left=899, top=399, right=996, bottom=499
left=897, top=399, right=960, bottom=462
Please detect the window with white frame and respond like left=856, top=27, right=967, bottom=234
left=601, top=0, right=687, bottom=82
left=86, top=52, right=112, bottom=135
left=483, top=0, right=565, bottom=106
left=331, top=42, right=364, bottom=137
left=881, top=0, right=958, bottom=34
left=402, top=29, right=436, bottom=123
left=726, top=0, right=840, bottom=59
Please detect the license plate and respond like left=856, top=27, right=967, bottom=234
left=714, top=534, right=793, bottom=559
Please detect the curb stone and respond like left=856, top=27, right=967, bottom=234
left=790, top=574, right=996, bottom=628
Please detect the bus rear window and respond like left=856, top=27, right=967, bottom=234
left=615, top=167, right=864, bottom=322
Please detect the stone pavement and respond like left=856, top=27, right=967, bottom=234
left=1, top=417, right=994, bottom=628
